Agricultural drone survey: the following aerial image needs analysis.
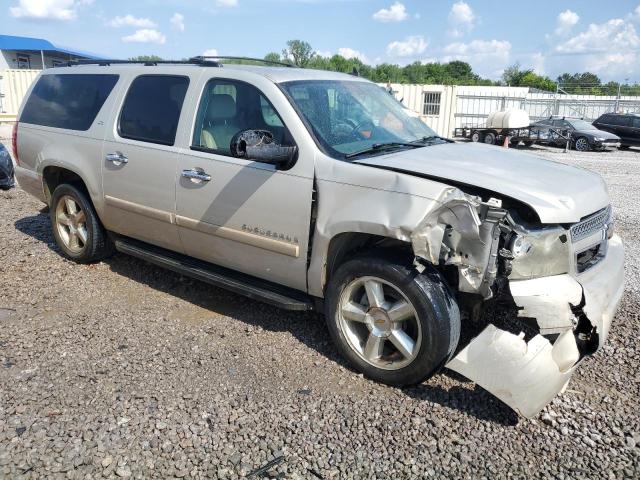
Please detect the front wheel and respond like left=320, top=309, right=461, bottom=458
left=574, top=137, right=590, bottom=151
left=325, top=255, right=460, bottom=387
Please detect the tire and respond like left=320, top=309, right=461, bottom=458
left=325, top=254, right=460, bottom=387
left=470, top=131, right=482, bottom=143
left=523, top=141, right=534, bottom=147
left=574, top=137, right=590, bottom=152
left=619, top=145, right=630, bottom=150
left=509, top=139, right=520, bottom=147
left=483, top=132, right=496, bottom=145
left=50, top=183, right=114, bottom=263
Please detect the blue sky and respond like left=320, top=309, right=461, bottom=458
left=4, top=0, right=640, bottom=81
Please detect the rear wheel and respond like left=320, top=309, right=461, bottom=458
left=325, top=255, right=460, bottom=387
left=523, top=140, right=534, bottom=147
left=484, top=132, right=496, bottom=145
left=574, top=137, right=590, bottom=151
left=509, top=139, right=521, bottom=147
left=470, top=131, right=482, bottom=143
left=50, top=183, right=114, bottom=263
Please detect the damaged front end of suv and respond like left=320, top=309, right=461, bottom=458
left=412, top=187, right=625, bottom=418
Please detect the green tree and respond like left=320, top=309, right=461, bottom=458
left=502, top=63, right=555, bottom=92
left=264, top=52, right=282, bottom=63
left=128, top=55, right=163, bottom=62
left=282, top=40, right=315, bottom=67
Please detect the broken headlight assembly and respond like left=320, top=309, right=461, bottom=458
left=501, top=225, right=572, bottom=280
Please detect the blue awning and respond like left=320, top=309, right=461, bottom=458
left=0, top=35, right=101, bottom=59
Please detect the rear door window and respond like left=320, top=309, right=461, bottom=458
left=610, top=115, right=631, bottom=127
left=20, top=74, right=119, bottom=131
left=118, top=75, right=189, bottom=146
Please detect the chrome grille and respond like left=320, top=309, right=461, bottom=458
left=571, top=207, right=610, bottom=242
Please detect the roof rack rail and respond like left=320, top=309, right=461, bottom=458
left=189, top=56, right=296, bottom=68
left=65, top=58, right=221, bottom=67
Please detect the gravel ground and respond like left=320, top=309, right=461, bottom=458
left=1, top=144, right=639, bottom=479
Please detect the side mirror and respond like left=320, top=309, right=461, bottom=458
left=230, top=130, right=297, bottom=169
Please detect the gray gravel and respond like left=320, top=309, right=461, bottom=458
left=1, top=144, right=639, bottom=479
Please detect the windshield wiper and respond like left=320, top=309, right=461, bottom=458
left=344, top=142, right=422, bottom=159
left=410, top=135, right=449, bottom=144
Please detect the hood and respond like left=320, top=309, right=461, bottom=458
left=577, top=128, right=620, bottom=140
left=355, top=142, right=609, bottom=224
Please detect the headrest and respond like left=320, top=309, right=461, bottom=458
left=206, top=94, right=236, bottom=121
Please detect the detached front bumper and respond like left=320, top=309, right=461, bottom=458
left=446, top=235, right=624, bottom=418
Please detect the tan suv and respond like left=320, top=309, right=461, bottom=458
left=13, top=58, right=625, bottom=417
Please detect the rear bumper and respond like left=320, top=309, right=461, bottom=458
left=14, top=166, right=46, bottom=203
left=447, top=235, right=625, bottom=418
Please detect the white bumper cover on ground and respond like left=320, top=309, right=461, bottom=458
left=446, top=235, right=624, bottom=418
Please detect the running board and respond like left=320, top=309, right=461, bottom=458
left=114, top=237, right=314, bottom=311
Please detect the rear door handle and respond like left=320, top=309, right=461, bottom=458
left=105, top=152, right=128, bottom=165
left=181, top=168, right=211, bottom=183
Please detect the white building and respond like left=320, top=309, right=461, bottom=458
left=0, top=35, right=96, bottom=120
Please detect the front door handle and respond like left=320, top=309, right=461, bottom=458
left=105, top=152, right=128, bottom=165
left=181, top=168, right=211, bottom=183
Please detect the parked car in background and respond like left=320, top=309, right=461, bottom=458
left=532, top=116, right=621, bottom=151
left=0, top=143, right=15, bottom=190
left=592, top=113, right=640, bottom=149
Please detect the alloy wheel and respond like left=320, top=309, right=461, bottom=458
left=575, top=137, right=589, bottom=151
left=337, top=276, right=422, bottom=370
left=55, top=195, right=88, bottom=254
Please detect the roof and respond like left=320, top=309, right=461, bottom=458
left=60, top=61, right=368, bottom=84
left=0, top=35, right=99, bottom=59
left=225, top=64, right=367, bottom=83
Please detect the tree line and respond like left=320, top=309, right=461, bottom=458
left=129, top=39, right=640, bottom=96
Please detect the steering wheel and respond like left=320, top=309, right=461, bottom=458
left=336, top=119, right=376, bottom=140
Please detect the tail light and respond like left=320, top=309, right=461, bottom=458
left=11, top=121, right=19, bottom=166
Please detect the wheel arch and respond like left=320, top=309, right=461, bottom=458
left=323, top=231, right=415, bottom=296
left=42, top=165, right=90, bottom=204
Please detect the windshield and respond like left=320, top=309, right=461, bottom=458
left=281, top=80, right=441, bottom=159
left=568, top=119, right=596, bottom=130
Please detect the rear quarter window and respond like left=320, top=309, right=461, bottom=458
left=118, top=75, right=189, bottom=146
left=20, top=74, right=119, bottom=131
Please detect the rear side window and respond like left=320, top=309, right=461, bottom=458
left=609, top=115, right=631, bottom=127
left=119, top=75, right=189, bottom=146
left=20, top=74, right=118, bottom=131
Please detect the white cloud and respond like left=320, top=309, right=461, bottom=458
left=448, top=1, right=475, bottom=37
left=9, top=0, right=91, bottom=21
left=372, top=2, right=408, bottom=23
left=531, top=52, right=545, bottom=75
left=338, top=47, right=370, bottom=64
left=554, top=9, right=579, bottom=35
left=215, top=0, right=238, bottom=7
left=552, top=18, right=640, bottom=79
left=443, top=39, right=511, bottom=79
left=386, top=36, right=427, bottom=57
left=170, top=13, right=185, bottom=32
left=202, top=48, right=219, bottom=57
left=108, top=14, right=156, bottom=28
left=122, top=29, right=166, bottom=44
left=556, top=18, right=640, bottom=54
